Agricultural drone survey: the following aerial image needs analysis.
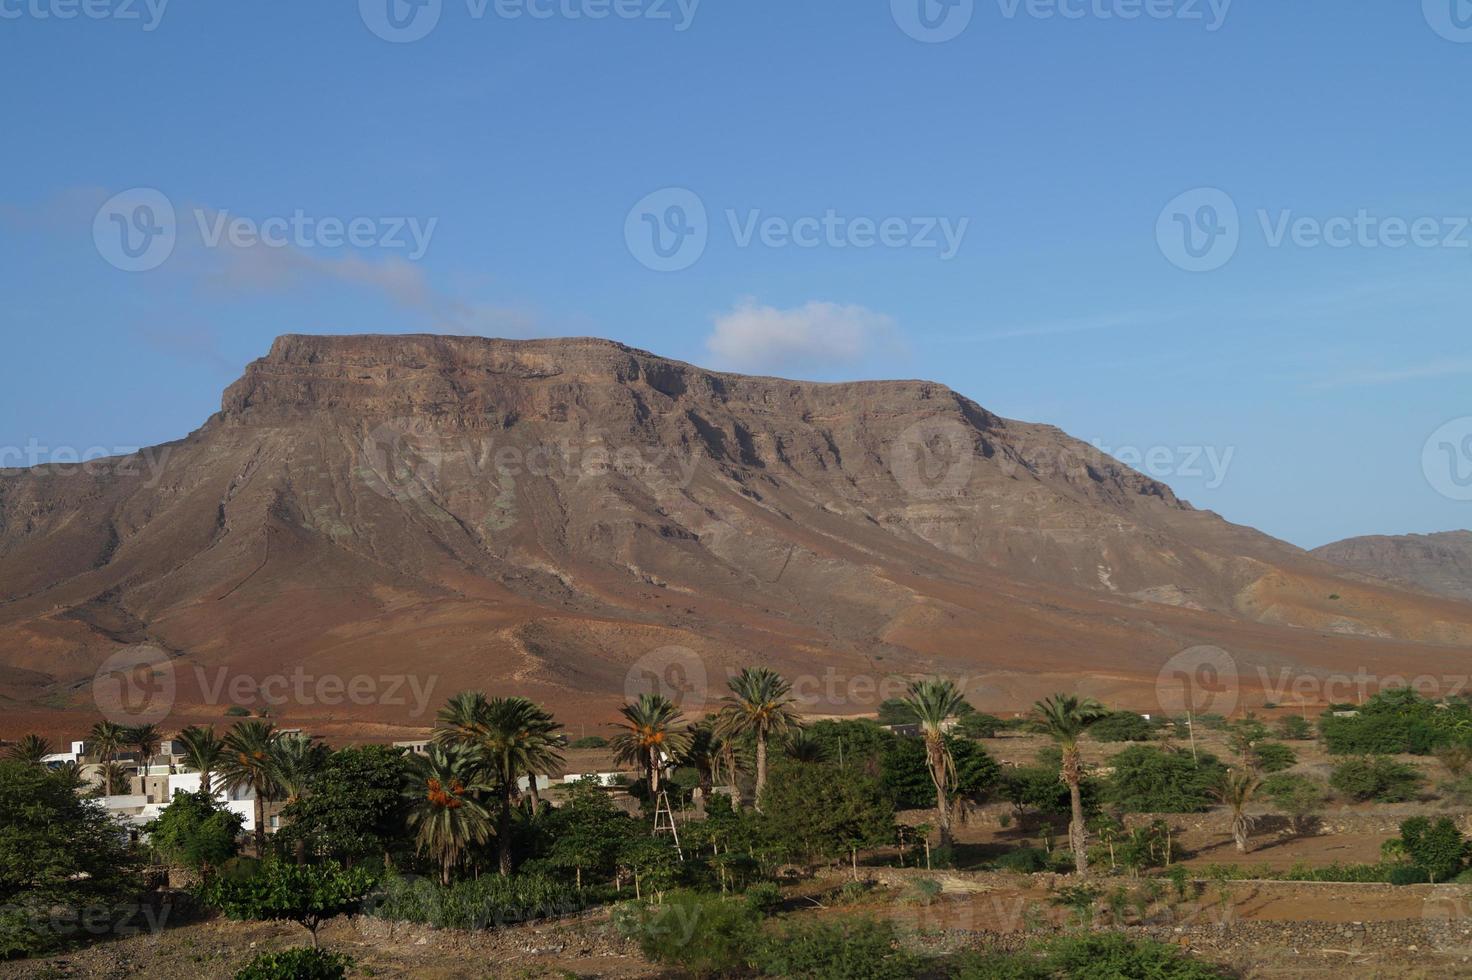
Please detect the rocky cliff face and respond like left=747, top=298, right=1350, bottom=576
left=1313, top=531, right=1472, bottom=603
left=2, top=334, right=1469, bottom=734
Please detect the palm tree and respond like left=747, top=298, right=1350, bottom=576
left=176, top=725, right=224, bottom=795
left=1215, top=768, right=1260, bottom=853
left=681, top=719, right=721, bottom=797
left=125, top=723, right=162, bottom=780
left=783, top=729, right=829, bottom=764
left=715, top=667, right=800, bottom=810
left=610, top=694, right=691, bottom=798
left=270, top=733, right=328, bottom=806
left=220, top=720, right=280, bottom=856
left=902, top=678, right=969, bottom=849
left=434, top=693, right=564, bottom=875
left=1033, top=693, right=1108, bottom=875
left=405, top=744, right=493, bottom=885
left=7, top=733, right=52, bottom=765
left=88, top=721, right=127, bottom=795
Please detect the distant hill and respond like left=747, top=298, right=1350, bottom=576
left=1312, top=531, right=1472, bottom=603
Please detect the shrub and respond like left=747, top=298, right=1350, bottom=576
left=1260, top=774, right=1329, bottom=833
left=750, top=915, right=922, bottom=979
left=909, top=878, right=943, bottom=905
left=955, top=712, right=1004, bottom=740
left=1276, top=715, right=1312, bottom=740
left=1088, top=711, right=1154, bottom=743
left=1039, top=932, right=1232, bottom=978
left=202, top=861, right=379, bottom=947
left=994, top=847, right=1051, bottom=874
left=225, top=706, right=251, bottom=717
left=1388, top=865, right=1431, bottom=886
left=744, top=881, right=783, bottom=915
left=1329, top=756, right=1422, bottom=803
left=616, top=891, right=758, bottom=978
left=145, top=790, right=243, bottom=874
left=1251, top=742, right=1296, bottom=773
left=370, top=870, right=583, bottom=929
left=233, top=947, right=353, bottom=980
left=1104, top=747, right=1225, bottom=812
left=570, top=735, right=609, bottom=749
left=1397, top=816, right=1469, bottom=882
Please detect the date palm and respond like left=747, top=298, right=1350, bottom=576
left=1215, top=768, right=1260, bottom=853
left=406, top=744, right=493, bottom=885
left=7, top=733, right=51, bottom=765
left=783, top=729, right=829, bottom=764
left=124, top=723, right=162, bottom=780
left=716, top=667, right=800, bottom=810
left=1033, top=693, right=1108, bottom=875
left=433, top=693, right=564, bottom=875
left=220, top=720, right=280, bottom=856
left=88, top=721, right=127, bottom=795
left=176, top=725, right=224, bottom=796
left=270, top=733, right=328, bottom=806
left=902, top=678, right=969, bottom=848
left=611, top=693, right=691, bottom=798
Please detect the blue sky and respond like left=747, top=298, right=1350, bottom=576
left=2, top=0, right=1470, bottom=548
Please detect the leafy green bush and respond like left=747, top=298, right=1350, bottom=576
left=1276, top=716, right=1312, bottom=740
left=202, top=861, right=379, bottom=946
left=744, top=881, right=783, bottom=915
left=1388, top=865, right=1431, bottom=886
left=1104, top=747, right=1224, bottom=812
left=1329, top=756, right=1422, bottom=802
left=751, top=915, right=922, bottom=979
left=370, top=870, right=583, bottom=929
left=1397, top=816, right=1469, bottom=882
left=570, top=735, right=609, bottom=748
left=955, top=713, right=1004, bottom=740
left=1251, top=742, right=1296, bottom=773
left=233, top=947, right=353, bottom=980
left=1037, top=932, right=1231, bottom=978
left=1260, top=774, right=1329, bottom=833
left=145, top=790, right=242, bottom=874
left=994, top=847, right=1051, bottom=874
left=1087, top=711, right=1154, bottom=743
left=616, top=891, right=759, bottom=978
left=1318, top=689, right=1472, bottom=755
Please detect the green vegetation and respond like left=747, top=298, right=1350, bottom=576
left=569, top=735, right=608, bottom=748
left=233, top=947, right=352, bottom=980
left=1260, top=773, right=1329, bottom=834
left=1318, top=689, right=1472, bottom=755
left=372, top=870, right=583, bottom=929
left=1104, top=746, right=1225, bottom=813
left=145, top=790, right=243, bottom=874
left=1329, top=755, right=1422, bottom=802
left=1086, top=710, right=1154, bottom=743
left=202, top=861, right=378, bottom=948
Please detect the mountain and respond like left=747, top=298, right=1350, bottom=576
left=3, top=334, right=1470, bottom=739
left=1312, top=531, right=1472, bottom=603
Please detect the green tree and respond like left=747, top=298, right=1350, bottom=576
left=87, top=721, right=128, bottom=794
left=145, top=789, right=242, bottom=874
left=1105, top=746, right=1225, bottom=813
left=716, top=667, right=800, bottom=811
left=1251, top=742, right=1296, bottom=773
left=1213, top=769, right=1260, bottom=853
left=278, top=745, right=413, bottom=866
left=404, top=743, right=493, bottom=884
left=1397, top=816, right=1469, bottom=882
left=545, top=779, right=632, bottom=889
left=0, top=761, right=140, bottom=957
left=902, top=678, right=970, bottom=849
left=1276, top=715, right=1312, bottom=740
left=611, top=693, right=691, bottom=797
left=1329, top=756, right=1422, bottom=803
left=176, top=725, right=224, bottom=796
left=434, top=693, right=564, bottom=874
left=1260, top=773, right=1329, bottom=835
left=220, top=720, right=280, bottom=856
left=202, top=860, right=378, bottom=948
left=124, top=723, right=162, bottom=779
left=6, top=733, right=51, bottom=766
left=1034, top=693, right=1108, bottom=875
left=1088, top=711, right=1154, bottom=743
left=757, top=760, right=894, bottom=867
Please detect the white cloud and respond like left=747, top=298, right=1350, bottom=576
left=705, top=300, right=897, bottom=374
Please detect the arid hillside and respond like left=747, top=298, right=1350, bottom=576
left=2, top=335, right=1470, bottom=737
left=1313, top=530, right=1472, bottom=603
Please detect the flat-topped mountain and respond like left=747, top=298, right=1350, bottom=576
left=2, top=334, right=1469, bottom=736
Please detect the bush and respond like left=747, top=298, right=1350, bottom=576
left=1388, top=865, right=1431, bottom=886
left=1104, top=747, right=1225, bottom=813
left=1397, top=816, right=1469, bottom=882
left=202, top=861, right=379, bottom=947
left=1088, top=711, right=1154, bottom=743
left=744, top=881, right=783, bottom=915
left=1276, top=716, right=1312, bottom=740
left=750, top=915, right=922, bottom=979
left=225, top=706, right=251, bottom=718
left=1038, top=932, right=1231, bottom=978
left=570, top=735, right=609, bottom=749
left=1260, top=774, right=1329, bottom=833
left=955, top=712, right=1003, bottom=740
left=1329, top=756, right=1422, bottom=803
left=234, top=947, right=353, bottom=980
left=994, top=847, right=1051, bottom=874
left=616, top=891, right=759, bottom=978
left=370, top=870, right=583, bottom=929
left=145, top=790, right=242, bottom=874
left=1251, top=742, right=1296, bottom=773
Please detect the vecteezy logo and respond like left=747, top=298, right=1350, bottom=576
left=624, top=188, right=708, bottom=272
left=891, top=0, right=974, bottom=43
left=1156, top=188, right=1240, bottom=273
left=625, top=646, right=708, bottom=714
left=360, top=0, right=442, bottom=42
left=93, top=188, right=176, bottom=272
left=1423, top=417, right=1472, bottom=501
left=358, top=418, right=457, bottom=505
left=1156, top=645, right=1238, bottom=718
left=887, top=417, right=975, bottom=500
left=93, top=644, right=176, bottom=726
left=1424, top=0, right=1472, bottom=42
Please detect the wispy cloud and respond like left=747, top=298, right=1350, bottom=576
left=705, top=299, right=900, bottom=374
left=1314, top=357, right=1472, bottom=389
